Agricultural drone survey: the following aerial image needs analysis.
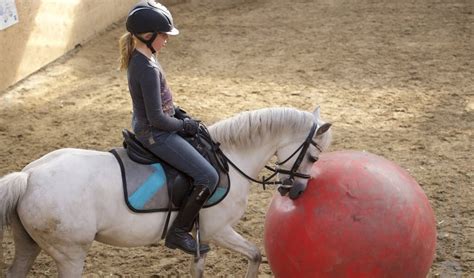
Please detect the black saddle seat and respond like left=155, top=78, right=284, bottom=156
left=122, top=129, right=160, bottom=164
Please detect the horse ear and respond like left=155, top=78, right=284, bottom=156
left=316, top=123, right=332, bottom=136
left=312, top=106, right=321, bottom=120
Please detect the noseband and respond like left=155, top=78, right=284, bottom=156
left=222, top=123, right=322, bottom=189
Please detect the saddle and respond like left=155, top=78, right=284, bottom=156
left=121, top=129, right=158, bottom=165
left=111, top=126, right=230, bottom=212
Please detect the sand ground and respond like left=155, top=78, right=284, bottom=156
left=0, top=0, right=472, bottom=276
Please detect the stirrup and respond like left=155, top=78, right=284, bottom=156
left=195, top=216, right=202, bottom=260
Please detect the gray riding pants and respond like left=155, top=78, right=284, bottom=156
left=139, top=131, right=219, bottom=191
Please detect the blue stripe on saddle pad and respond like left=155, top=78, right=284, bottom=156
left=207, top=187, right=227, bottom=204
left=128, top=164, right=166, bottom=209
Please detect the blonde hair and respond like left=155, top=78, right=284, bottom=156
left=119, top=32, right=135, bottom=70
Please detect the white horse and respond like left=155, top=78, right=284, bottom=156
left=0, top=107, right=332, bottom=277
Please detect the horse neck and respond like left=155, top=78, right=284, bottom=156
left=209, top=107, right=314, bottom=185
left=219, top=121, right=311, bottom=198
left=224, top=139, right=278, bottom=183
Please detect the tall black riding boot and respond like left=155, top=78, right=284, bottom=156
left=165, top=185, right=211, bottom=255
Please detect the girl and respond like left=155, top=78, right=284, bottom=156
left=118, top=0, right=218, bottom=255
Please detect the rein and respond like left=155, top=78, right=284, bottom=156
left=218, top=123, right=321, bottom=190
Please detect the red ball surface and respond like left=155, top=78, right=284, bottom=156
left=264, top=151, right=436, bottom=278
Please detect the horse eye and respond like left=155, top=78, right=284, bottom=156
left=308, top=154, right=318, bottom=163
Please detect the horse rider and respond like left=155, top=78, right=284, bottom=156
left=118, top=0, right=218, bottom=255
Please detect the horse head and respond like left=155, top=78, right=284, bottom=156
left=275, top=106, right=332, bottom=199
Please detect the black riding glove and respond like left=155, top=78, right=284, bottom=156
left=182, top=118, right=199, bottom=137
left=174, top=106, right=190, bottom=120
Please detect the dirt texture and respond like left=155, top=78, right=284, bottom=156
left=0, top=0, right=472, bottom=276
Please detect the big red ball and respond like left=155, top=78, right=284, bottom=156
left=264, top=151, right=436, bottom=278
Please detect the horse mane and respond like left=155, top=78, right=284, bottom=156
left=209, top=107, right=317, bottom=147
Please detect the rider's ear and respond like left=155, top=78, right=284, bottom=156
left=316, top=123, right=332, bottom=136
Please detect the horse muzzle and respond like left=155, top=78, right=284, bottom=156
left=277, top=179, right=308, bottom=200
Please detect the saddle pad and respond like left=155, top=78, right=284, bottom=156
left=111, top=148, right=229, bottom=213
left=111, top=148, right=170, bottom=212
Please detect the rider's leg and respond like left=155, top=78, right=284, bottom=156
left=142, top=132, right=219, bottom=254
left=165, top=184, right=212, bottom=254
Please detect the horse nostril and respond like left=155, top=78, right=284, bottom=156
left=289, top=182, right=308, bottom=200
left=278, top=186, right=290, bottom=196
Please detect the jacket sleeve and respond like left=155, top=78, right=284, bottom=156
left=138, top=66, right=184, bottom=131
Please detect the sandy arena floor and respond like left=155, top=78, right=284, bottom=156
left=0, top=0, right=472, bottom=276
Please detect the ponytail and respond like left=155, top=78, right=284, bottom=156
left=119, top=32, right=135, bottom=70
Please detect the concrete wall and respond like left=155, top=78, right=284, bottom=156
left=0, top=0, right=146, bottom=92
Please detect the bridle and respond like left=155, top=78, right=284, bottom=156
left=221, top=122, right=322, bottom=190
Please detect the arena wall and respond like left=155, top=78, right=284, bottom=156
left=0, top=0, right=182, bottom=93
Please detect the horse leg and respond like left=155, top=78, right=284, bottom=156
left=42, top=241, right=90, bottom=278
left=6, top=215, right=41, bottom=278
left=30, top=226, right=93, bottom=278
left=211, top=226, right=262, bottom=278
left=20, top=216, right=94, bottom=277
left=190, top=253, right=207, bottom=278
left=0, top=227, right=4, bottom=277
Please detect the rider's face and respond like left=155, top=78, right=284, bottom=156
left=152, top=33, right=169, bottom=53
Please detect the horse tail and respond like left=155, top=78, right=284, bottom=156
left=0, top=172, right=29, bottom=229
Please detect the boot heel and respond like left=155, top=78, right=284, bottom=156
left=165, top=238, right=211, bottom=254
left=164, top=241, right=178, bottom=250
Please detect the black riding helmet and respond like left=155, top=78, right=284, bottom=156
left=126, top=1, right=179, bottom=53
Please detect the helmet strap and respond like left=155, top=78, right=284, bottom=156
left=134, top=32, right=159, bottom=54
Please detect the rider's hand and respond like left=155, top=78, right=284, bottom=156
left=182, top=118, right=199, bottom=136
left=174, top=106, right=190, bottom=120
